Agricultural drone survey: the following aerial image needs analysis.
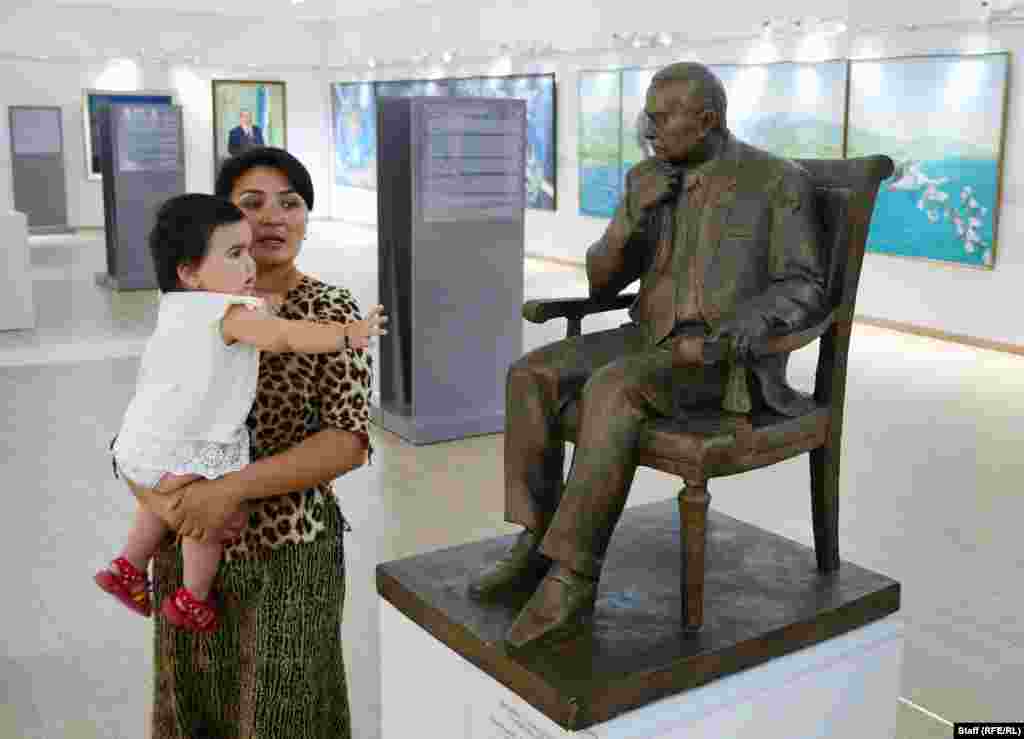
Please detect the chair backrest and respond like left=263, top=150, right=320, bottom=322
left=792, top=156, right=894, bottom=410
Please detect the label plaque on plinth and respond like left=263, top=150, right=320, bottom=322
left=376, top=500, right=901, bottom=731
left=97, top=102, right=184, bottom=290
left=376, top=97, right=525, bottom=444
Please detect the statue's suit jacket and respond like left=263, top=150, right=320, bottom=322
left=586, top=134, right=827, bottom=417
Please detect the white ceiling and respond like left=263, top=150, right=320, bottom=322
left=44, top=0, right=439, bottom=21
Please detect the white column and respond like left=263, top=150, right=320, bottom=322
left=0, top=209, right=36, bottom=330
left=0, top=102, right=35, bottom=329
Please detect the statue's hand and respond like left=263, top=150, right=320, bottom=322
left=706, top=314, right=770, bottom=363
left=631, top=161, right=681, bottom=212
left=671, top=335, right=705, bottom=367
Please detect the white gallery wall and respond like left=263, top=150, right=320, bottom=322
left=1, top=0, right=1022, bottom=347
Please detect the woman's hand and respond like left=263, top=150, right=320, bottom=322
left=129, top=475, right=247, bottom=543
left=344, top=305, right=388, bottom=350
left=172, top=475, right=248, bottom=542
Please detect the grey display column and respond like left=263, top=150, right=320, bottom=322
left=95, top=102, right=184, bottom=291
left=8, top=106, right=71, bottom=235
left=375, top=97, right=526, bottom=445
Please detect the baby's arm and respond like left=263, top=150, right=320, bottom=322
left=221, top=303, right=387, bottom=353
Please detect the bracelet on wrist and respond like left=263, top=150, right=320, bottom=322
left=343, top=325, right=351, bottom=350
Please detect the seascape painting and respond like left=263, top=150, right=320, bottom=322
left=332, top=74, right=556, bottom=210
left=848, top=53, right=1008, bottom=268
left=578, top=71, right=622, bottom=217
left=620, top=68, right=657, bottom=190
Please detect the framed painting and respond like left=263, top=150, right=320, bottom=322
left=578, top=70, right=623, bottom=218
left=82, top=89, right=174, bottom=179
left=847, top=53, right=1009, bottom=268
left=472, top=74, right=556, bottom=209
left=212, top=80, right=286, bottom=174
left=581, top=61, right=848, bottom=218
left=331, top=73, right=557, bottom=210
left=708, top=61, right=846, bottom=158
left=332, top=82, right=377, bottom=189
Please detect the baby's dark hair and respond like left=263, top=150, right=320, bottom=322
left=148, top=193, right=246, bottom=293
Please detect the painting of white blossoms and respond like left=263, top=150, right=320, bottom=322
left=848, top=53, right=1009, bottom=268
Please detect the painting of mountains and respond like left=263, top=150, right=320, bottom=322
left=578, top=61, right=846, bottom=218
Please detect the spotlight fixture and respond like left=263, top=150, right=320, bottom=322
left=496, top=40, right=554, bottom=57
left=441, top=49, right=455, bottom=63
left=760, top=16, right=848, bottom=37
left=367, top=57, right=377, bottom=68
left=656, top=31, right=673, bottom=47
left=816, top=18, right=848, bottom=35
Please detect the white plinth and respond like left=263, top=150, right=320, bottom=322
left=380, top=599, right=904, bottom=738
left=0, top=210, right=36, bottom=330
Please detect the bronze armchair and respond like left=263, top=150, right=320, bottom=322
left=522, top=155, right=894, bottom=630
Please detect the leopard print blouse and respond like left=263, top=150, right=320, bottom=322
left=223, top=275, right=373, bottom=561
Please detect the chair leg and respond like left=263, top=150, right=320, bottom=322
left=678, top=480, right=711, bottom=631
left=809, top=443, right=840, bottom=573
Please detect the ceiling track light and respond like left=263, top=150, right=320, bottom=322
left=613, top=31, right=678, bottom=49
left=758, top=15, right=848, bottom=38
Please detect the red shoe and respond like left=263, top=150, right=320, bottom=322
left=95, top=557, right=152, bottom=617
left=161, top=587, right=218, bottom=633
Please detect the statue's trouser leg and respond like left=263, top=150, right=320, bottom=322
left=539, top=349, right=725, bottom=578
left=504, top=325, right=644, bottom=533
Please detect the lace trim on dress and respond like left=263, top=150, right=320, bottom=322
left=114, top=429, right=251, bottom=481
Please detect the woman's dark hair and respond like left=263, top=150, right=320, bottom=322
left=148, top=193, right=246, bottom=293
left=214, top=147, right=314, bottom=211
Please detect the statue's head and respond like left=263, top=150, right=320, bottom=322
left=644, top=62, right=728, bottom=164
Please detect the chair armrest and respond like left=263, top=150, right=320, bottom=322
left=522, top=293, right=636, bottom=325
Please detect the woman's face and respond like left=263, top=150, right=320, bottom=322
left=229, top=166, right=308, bottom=272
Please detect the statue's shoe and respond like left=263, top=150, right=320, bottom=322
left=505, top=564, right=597, bottom=649
left=468, top=529, right=550, bottom=600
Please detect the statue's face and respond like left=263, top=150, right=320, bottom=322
left=643, top=80, right=718, bottom=163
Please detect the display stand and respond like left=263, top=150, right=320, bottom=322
left=378, top=500, right=903, bottom=736
left=8, top=106, right=72, bottom=235
left=0, top=209, right=35, bottom=330
left=374, top=96, right=525, bottom=444
left=95, top=102, right=184, bottom=291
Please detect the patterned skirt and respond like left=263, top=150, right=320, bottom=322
left=150, top=500, right=350, bottom=739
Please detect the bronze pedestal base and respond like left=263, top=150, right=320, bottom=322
left=377, top=500, right=900, bottom=731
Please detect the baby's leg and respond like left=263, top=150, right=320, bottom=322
left=180, top=536, right=223, bottom=601
left=149, top=473, right=224, bottom=599
left=121, top=472, right=201, bottom=570
left=120, top=504, right=169, bottom=572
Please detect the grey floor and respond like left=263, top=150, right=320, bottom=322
left=2, top=223, right=1021, bottom=738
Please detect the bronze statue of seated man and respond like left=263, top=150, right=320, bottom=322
left=468, top=61, right=827, bottom=649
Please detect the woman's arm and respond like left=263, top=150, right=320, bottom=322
left=133, top=427, right=368, bottom=541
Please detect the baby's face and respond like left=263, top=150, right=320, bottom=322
left=179, top=220, right=256, bottom=296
